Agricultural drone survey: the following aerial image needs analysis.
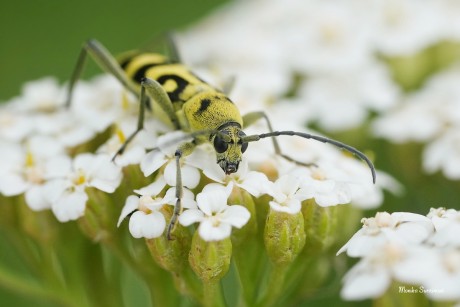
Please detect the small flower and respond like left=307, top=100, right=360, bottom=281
left=423, top=129, right=460, bottom=180
left=202, top=158, right=271, bottom=197
left=290, top=166, right=351, bottom=208
left=372, top=0, right=444, bottom=56
left=386, top=244, right=460, bottom=301
left=0, top=136, right=65, bottom=211
left=420, top=249, right=460, bottom=301
left=427, top=208, right=460, bottom=248
left=140, top=131, right=201, bottom=188
left=179, top=185, right=250, bottom=241
left=45, top=153, right=122, bottom=222
left=341, top=242, right=436, bottom=300
left=98, top=120, right=157, bottom=167
left=118, top=177, right=197, bottom=239
left=299, top=62, right=400, bottom=132
left=337, top=211, right=434, bottom=257
left=265, top=174, right=310, bottom=214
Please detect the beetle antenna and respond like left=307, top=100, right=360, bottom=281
left=242, top=130, right=376, bottom=184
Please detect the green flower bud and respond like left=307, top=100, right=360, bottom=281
left=264, top=209, right=306, bottom=265
left=189, top=231, right=232, bottom=283
left=228, top=186, right=257, bottom=245
left=302, top=199, right=338, bottom=255
left=146, top=206, right=191, bottom=273
left=78, top=188, right=116, bottom=242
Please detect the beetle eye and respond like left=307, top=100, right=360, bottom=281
left=241, top=142, right=248, bottom=153
left=214, top=135, right=228, bottom=153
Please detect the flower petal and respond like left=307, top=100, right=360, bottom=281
left=129, top=211, right=166, bottom=239
left=196, top=190, right=228, bottom=215
left=220, top=205, right=250, bottom=228
left=198, top=219, right=232, bottom=241
left=140, top=150, right=168, bottom=177
left=25, top=185, right=51, bottom=211
left=179, top=209, right=204, bottom=226
left=134, top=177, right=166, bottom=196
left=51, top=190, right=88, bottom=222
left=118, top=195, right=140, bottom=227
left=341, top=264, right=391, bottom=300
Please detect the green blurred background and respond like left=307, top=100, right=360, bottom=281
left=0, top=0, right=230, bottom=102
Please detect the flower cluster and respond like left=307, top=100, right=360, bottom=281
left=373, top=65, right=460, bottom=179
left=178, top=0, right=460, bottom=183
left=179, top=0, right=460, bottom=132
left=0, top=73, right=396, bottom=243
left=0, top=73, right=393, bottom=306
left=338, top=208, right=460, bottom=304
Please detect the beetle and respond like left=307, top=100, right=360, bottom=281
left=65, top=37, right=376, bottom=239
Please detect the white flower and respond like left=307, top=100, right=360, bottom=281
left=179, top=185, right=250, bottom=241
left=423, top=129, right=460, bottom=180
left=337, top=211, right=434, bottom=257
left=285, top=1, right=374, bottom=74
left=8, top=77, right=65, bottom=112
left=140, top=131, right=200, bottom=188
left=45, top=153, right=122, bottom=222
left=118, top=177, right=197, bottom=239
left=372, top=97, right=441, bottom=144
left=428, top=208, right=460, bottom=248
left=341, top=242, right=436, bottom=300
left=388, top=244, right=460, bottom=301
left=0, top=136, right=66, bottom=211
left=372, top=65, right=460, bottom=179
left=265, top=175, right=310, bottom=214
left=97, top=120, right=157, bottom=167
left=289, top=166, right=352, bottom=208
left=202, top=159, right=271, bottom=197
left=0, top=105, right=33, bottom=141
left=299, top=62, right=400, bottom=131
left=419, top=249, right=460, bottom=301
left=371, top=0, right=444, bottom=56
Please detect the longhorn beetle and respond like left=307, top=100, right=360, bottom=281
left=66, top=37, right=376, bottom=239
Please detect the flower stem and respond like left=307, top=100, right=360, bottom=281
left=256, top=264, right=289, bottom=307
left=203, top=280, right=226, bottom=307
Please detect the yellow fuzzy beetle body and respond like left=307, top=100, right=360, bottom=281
left=118, top=51, right=243, bottom=134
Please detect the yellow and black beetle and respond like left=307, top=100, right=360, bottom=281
left=65, top=37, right=376, bottom=239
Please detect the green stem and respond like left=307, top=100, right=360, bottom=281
left=256, top=264, right=289, bottom=307
left=203, top=280, right=226, bottom=307
left=233, top=240, right=267, bottom=306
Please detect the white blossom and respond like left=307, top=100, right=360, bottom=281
left=179, top=184, right=250, bottom=241
left=98, top=120, right=157, bottom=167
left=140, top=131, right=201, bottom=188
left=337, top=211, right=434, bottom=257
left=341, top=242, right=437, bottom=300
left=118, top=176, right=197, bottom=239
left=265, top=175, right=310, bottom=214
left=44, top=153, right=122, bottom=222
left=202, top=159, right=271, bottom=197
left=0, top=136, right=66, bottom=211
left=427, top=208, right=460, bottom=248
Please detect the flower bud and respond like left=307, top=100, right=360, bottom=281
left=146, top=206, right=191, bottom=273
left=189, top=231, right=232, bottom=282
left=302, top=199, right=338, bottom=255
left=78, top=188, right=116, bottom=242
left=228, top=186, right=257, bottom=245
left=264, top=209, right=306, bottom=265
